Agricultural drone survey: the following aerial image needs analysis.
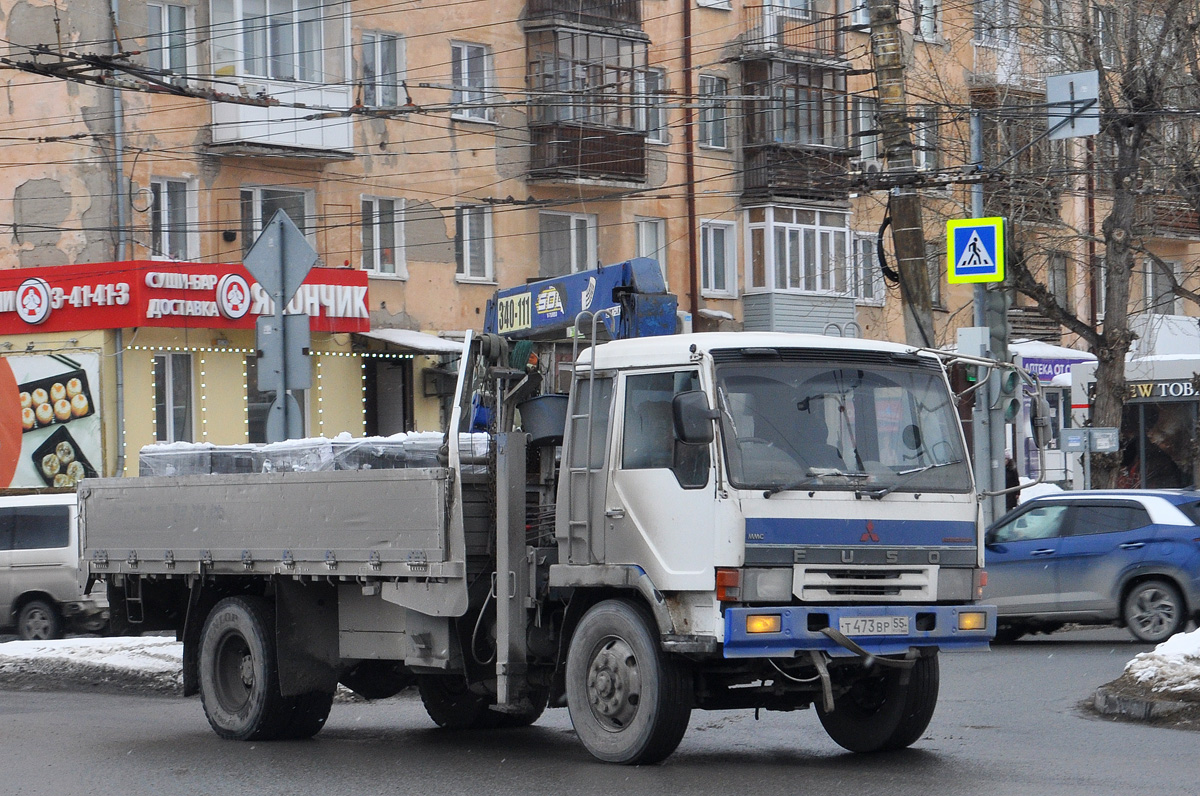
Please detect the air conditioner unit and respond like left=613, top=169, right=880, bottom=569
left=858, top=158, right=884, bottom=175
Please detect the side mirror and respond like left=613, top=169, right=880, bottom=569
left=1030, top=396, right=1053, bottom=450
left=672, top=391, right=719, bottom=445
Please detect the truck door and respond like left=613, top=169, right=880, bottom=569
left=605, top=370, right=717, bottom=591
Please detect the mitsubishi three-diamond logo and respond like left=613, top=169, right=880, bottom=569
left=861, top=520, right=880, bottom=543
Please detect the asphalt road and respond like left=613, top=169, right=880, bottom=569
left=1, top=627, right=1194, bottom=796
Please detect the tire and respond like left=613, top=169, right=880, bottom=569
left=817, top=653, right=940, bottom=753
left=565, top=599, right=692, bottom=765
left=198, top=596, right=293, bottom=741
left=280, top=691, right=334, bottom=739
left=417, top=674, right=491, bottom=730
left=17, top=600, right=62, bottom=641
left=1124, top=580, right=1185, bottom=643
left=486, top=687, right=549, bottom=729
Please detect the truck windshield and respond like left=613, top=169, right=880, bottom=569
left=714, top=358, right=970, bottom=494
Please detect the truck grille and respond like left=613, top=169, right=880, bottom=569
left=795, top=565, right=937, bottom=602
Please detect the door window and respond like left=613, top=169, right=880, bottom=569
left=621, top=371, right=709, bottom=488
left=5, top=506, right=70, bottom=550
left=1069, top=502, right=1151, bottom=536
left=990, top=504, right=1069, bottom=543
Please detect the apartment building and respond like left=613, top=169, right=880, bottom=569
left=0, top=0, right=1195, bottom=484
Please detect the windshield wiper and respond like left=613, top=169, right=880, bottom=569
left=866, top=459, right=964, bottom=500
left=763, top=469, right=871, bottom=498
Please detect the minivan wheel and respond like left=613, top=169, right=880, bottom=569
left=17, top=600, right=63, bottom=640
left=1124, top=580, right=1185, bottom=643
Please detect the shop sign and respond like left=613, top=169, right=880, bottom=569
left=1021, top=357, right=1086, bottom=382
left=0, top=353, right=103, bottom=488
left=0, top=261, right=369, bottom=335
left=1128, top=380, right=1199, bottom=400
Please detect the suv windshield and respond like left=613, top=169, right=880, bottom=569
left=715, top=357, right=970, bottom=494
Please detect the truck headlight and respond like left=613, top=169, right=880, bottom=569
left=746, top=614, right=782, bottom=634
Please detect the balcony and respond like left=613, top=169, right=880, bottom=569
left=1136, top=199, right=1200, bottom=238
left=211, top=80, right=353, bottom=154
left=743, top=144, right=851, bottom=201
left=529, top=122, right=646, bottom=182
left=984, top=178, right=1063, bottom=226
left=526, top=0, right=641, bottom=29
left=741, top=3, right=844, bottom=61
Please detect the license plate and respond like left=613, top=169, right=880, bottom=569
left=838, top=615, right=909, bottom=636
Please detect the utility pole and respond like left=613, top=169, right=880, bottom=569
left=866, top=0, right=935, bottom=348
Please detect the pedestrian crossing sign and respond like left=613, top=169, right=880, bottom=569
left=946, top=217, right=1005, bottom=284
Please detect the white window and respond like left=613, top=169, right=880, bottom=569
left=853, top=233, right=884, bottom=304
left=148, top=4, right=188, bottom=74
left=1048, top=252, right=1068, bottom=307
left=210, top=0, right=326, bottom=82
left=154, top=353, right=193, bottom=443
left=926, top=243, right=942, bottom=308
left=701, top=220, right=737, bottom=297
left=456, top=205, right=493, bottom=281
left=852, top=96, right=880, bottom=161
left=639, top=68, right=667, bottom=143
left=914, top=0, right=938, bottom=38
left=362, top=197, right=404, bottom=277
left=975, top=0, right=1014, bottom=43
left=746, top=207, right=848, bottom=294
left=1093, top=255, right=1107, bottom=320
left=636, top=217, right=668, bottom=284
left=698, top=75, right=728, bottom=149
left=539, top=211, right=597, bottom=277
left=240, top=187, right=309, bottom=254
left=1145, top=259, right=1180, bottom=314
left=150, top=178, right=193, bottom=260
left=912, top=105, right=939, bottom=171
left=451, top=42, right=492, bottom=121
left=851, top=0, right=870, bottom=26
left=1094, top=5, right=1118, bottom=67
left=362, top=32, right=402, bottom=108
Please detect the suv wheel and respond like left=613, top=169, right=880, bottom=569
left=1124, top=580, right=1185, bottom=644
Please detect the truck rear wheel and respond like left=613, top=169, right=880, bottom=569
left=566, top=599, right=692, bottom=764
left=817, top=652, right=939, bottom=753
left=417, top=674, right=491, bottom=729
left=199, top=596, right=294, bottom=741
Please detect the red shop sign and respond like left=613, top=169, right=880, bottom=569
left=0, top=261, right=370, bottom=335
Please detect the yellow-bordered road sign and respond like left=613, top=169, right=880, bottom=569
left=947, top=217, right=1005, bottom=284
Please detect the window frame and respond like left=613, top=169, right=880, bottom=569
left=150, top=177, right=196, bottom=261
left=912, top=104, right=940, bottom=171
left=639, top=67, right=668, bottom=144
left=851, top=95, right=880, bottom=161
left=913, top=0, right=939, bottom=39
left=539, top=210, right=598, bottom=276
left=240, top=186, right=312, bottom=255
left=852, top=232, right=884, bottom=305
left=148, top=2, right=190, bottom=75
left=700, top=219, right=737, bottom=298
left=361, top=31, right=403, bottom=108
left=154, top=352, right=194, bottom=443
left=698, top=74, right=729, bottom=149
left=1145, top=258, right=1180, bottom=314
left=450, top=41, right=493, bottom=122
left=746, top=207, right=849, bottom=295
left=455, top=204, right=494, bottom=282
left=361, top=195, right=406, bottom=278
left=635, top=217, right=668, bottom=285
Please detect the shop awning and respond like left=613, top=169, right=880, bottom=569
left=356, top=329, right=465, bottom=354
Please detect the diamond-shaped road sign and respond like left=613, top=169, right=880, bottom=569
left=243, top=209, right=318, bottom=304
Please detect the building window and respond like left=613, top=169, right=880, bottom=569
left=210, top=0, right=327, bottom=82
left=851, top=0, right=870, bottom=26
left=362, top=32, right=401, bottom=107
left=148, top=4, right=188, bottom=74
left=150, top=178, right=192, bottom=260
left=698, top=75, right=728, bottom=148
left=246, top=354, right=305, bottom=443
left=539, top=211, right=597, bottom=277
left=853, top=233, right=883, bottom=303
left=1094, top=5, right=1118, bottom=67
left=912, top=105, right=939, bottom=171
left=528, top=30, right=647, bottom=130
left=240, top=187, right=308, bottom=254
left=1042, top=0, right=1063, bottom=49
left=744, top=62, right=846, bottom=149
left=975, top=0, right=1014, bottom=44
left=455, top=205, right=492, bottom=281
left=747, top=207, right=848, bottom=294
left=362, top=197, right=404, bottom=277
left=1048, top=252, right=1069, bottom=307
left=1093, top=254, right=1107, bottom=320
left=154, top=353, right=193, bottom=443
left=701, top=220, right=737, bottom=297
left=636, top=217, right=668, bottom=284
left=926, top=243, right=943, bottom=308
left=1145, top=259, right=1180, bottom=314
left=451, top=42, right=491, bottom=121
left=914, top=0, right=938, bottom=38
left=852, top=96, right=879, bottom=161
left=640, top=68, right=667, bottom=143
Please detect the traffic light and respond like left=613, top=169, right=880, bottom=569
left=991, top=365, right=1021, bottom=422
left=983, top=285, right=1010, bottom=364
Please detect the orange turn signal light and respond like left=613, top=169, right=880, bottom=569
left=746, top=614, right=782, bottom=634
left=716, top=568, right=741, bottom=602
left=958, top=611, right=988, bottom=631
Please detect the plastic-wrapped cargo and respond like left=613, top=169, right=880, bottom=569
left=139, top=442, right=215, bottom=477
left=260, top=438, right=335, bottom=472
left=209, top=445, right=264, bottom=475
left=403, top=432, right=444, bottom=468
left=332, top=435, right=408, bottom=470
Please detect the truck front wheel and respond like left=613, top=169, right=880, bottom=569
left=199, top=596, right=295, bottom=741
left=566, top=599, right=692, bottom=764
left=817, top=652, right=939, bottom=753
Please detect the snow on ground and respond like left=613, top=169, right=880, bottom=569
left=0, top=636, right=183, bottom=694
left=1124, top=627, right=1200, bottom=699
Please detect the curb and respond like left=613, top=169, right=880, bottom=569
left=1093, top=686, right=1192, bottom=721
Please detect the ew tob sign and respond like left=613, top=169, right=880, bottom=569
left=0, top=261, right=369, bottom=335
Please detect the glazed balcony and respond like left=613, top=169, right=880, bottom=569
left=741, top=3, right=844, bottom=61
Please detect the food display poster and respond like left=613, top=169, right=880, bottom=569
left=0, top=353, right=102, bottom=488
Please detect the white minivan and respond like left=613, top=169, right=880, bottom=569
left=0, top=493, right=108, bottom=640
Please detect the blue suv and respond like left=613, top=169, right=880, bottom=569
left=984, top=490, right=1200, bottom=643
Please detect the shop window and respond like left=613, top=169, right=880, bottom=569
left=154, top=353, right=193, bottom=443
left=362, top=196, right=405, bottom=277
left=150, top=178, right=193, bottom=260
left=539, top=211, right=597, bottom=277
left=246, top=354, right=306, bottom=442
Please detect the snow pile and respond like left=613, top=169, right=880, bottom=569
left=1124, top=628, right=1200, bottom=699
left=0, top=637, right=183, bottom=694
